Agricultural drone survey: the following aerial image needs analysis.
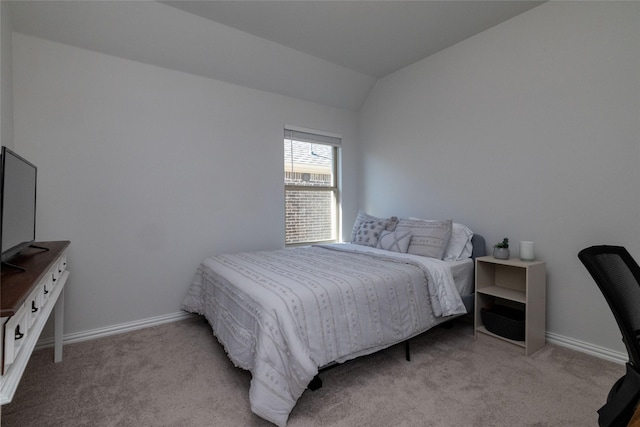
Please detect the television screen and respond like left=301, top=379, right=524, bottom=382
left=1, top=147, right=37, bottom=263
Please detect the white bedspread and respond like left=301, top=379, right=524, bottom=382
left=181, top=243, right=467, bottom=426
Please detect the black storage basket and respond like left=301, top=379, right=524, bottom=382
left=481, top=305, right=525, bottom=341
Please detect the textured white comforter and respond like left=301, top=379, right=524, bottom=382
left=181, top=243, right=467, bottom=426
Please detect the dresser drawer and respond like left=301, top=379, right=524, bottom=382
left=26, top=285, right=43, bottom=330
left=40, top=274, right=54, bottom=307
left=51, top=255, right=66, bottom=288
left=3, top=304, right=28, bottom=370
left=58, top=255, right=67, bottom=274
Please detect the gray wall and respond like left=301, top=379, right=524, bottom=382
left=12, top=33, right=359, bottom=335
left=0, top=0, right=13, bottom=149
left=7, top=1, right=640, bottom=359
left=358, top=2, right=640, bottom=354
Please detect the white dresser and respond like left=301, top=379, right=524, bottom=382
left=0, top=241, right=69, bottom=404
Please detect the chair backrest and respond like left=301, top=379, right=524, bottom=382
left=578, top=246, right=640, bottom=367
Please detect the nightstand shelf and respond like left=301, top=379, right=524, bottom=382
left=474, top=256, right=546, bottom=356
left=476, top=285, right=526, bottom=304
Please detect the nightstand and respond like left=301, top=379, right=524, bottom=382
left=474, top=256, right=546, bottom=356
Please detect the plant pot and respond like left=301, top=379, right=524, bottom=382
left=493, top=248, right=510, bottom=260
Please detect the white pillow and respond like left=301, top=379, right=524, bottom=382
left=396, top=218, right=452, bottom=259
left=443, top=223, right=474, bottom=261
left=376, top=230, right=412, bottom=253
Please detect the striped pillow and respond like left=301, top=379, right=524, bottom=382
left=395, top=218, right=452, bottom=259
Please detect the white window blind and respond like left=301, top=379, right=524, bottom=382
left=284, top=127, right=341, bottom=147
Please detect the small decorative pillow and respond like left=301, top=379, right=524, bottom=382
left=376, top=230, right=412, bottom=253
left=396, top=218, right=453, bottom=259
left=353, top=218, right=387, bottom=247
left=386, top=216, right=399, bottom=232
left=350, top=210, right=399, bottom=244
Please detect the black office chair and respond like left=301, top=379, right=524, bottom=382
left=578, top=245, right=640, bottom=427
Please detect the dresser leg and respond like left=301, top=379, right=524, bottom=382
left=54, top=288, right=65, bottom=363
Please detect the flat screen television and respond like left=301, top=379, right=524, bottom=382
left=0, top=146, right=38, bottom=264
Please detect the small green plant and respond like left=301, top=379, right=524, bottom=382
left=494, top=238, right=509, bottom=249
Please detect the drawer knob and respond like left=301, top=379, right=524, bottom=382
left=15, top=325, right=24, bottom=340
left=32, top=301, right=39, bottom=313
left=44, top=285, right=49, bottom=295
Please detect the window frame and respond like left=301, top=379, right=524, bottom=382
left=284, top=126, right=341, bottom=246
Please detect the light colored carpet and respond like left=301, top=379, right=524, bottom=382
left=2, top=315, right=623, bottom=426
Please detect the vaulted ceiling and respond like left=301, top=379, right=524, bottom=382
left=163, top=1, right=544, bottom=79
left=9, top=1, right=544, bottom=110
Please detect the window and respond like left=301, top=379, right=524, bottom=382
left=284, top=127, right=340, bottom=245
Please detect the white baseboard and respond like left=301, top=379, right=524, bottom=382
left=36, top=311, right=193, bottom=349
left=37, top=312, right=628, bottom=366
left=546, top=331, right=627, bottom=365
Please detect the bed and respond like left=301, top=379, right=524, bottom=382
left=182, top=215, right=485, bottom=426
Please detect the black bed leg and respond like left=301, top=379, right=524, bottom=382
left=405, top=340, right=411, bottom=361
left=308, top=375, right=323, bottom=391
left=440, top=321, right=454, bottom=329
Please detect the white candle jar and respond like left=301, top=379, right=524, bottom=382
left=520, top=241, right=535, bottom=261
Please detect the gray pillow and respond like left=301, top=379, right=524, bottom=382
left=376, top=230, right=412, bottom=253
left=395, top=218, right=453, bottom=259
left=350, top=211, right=398, bottom=244
left=353, top=218, right=387, bottom=247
